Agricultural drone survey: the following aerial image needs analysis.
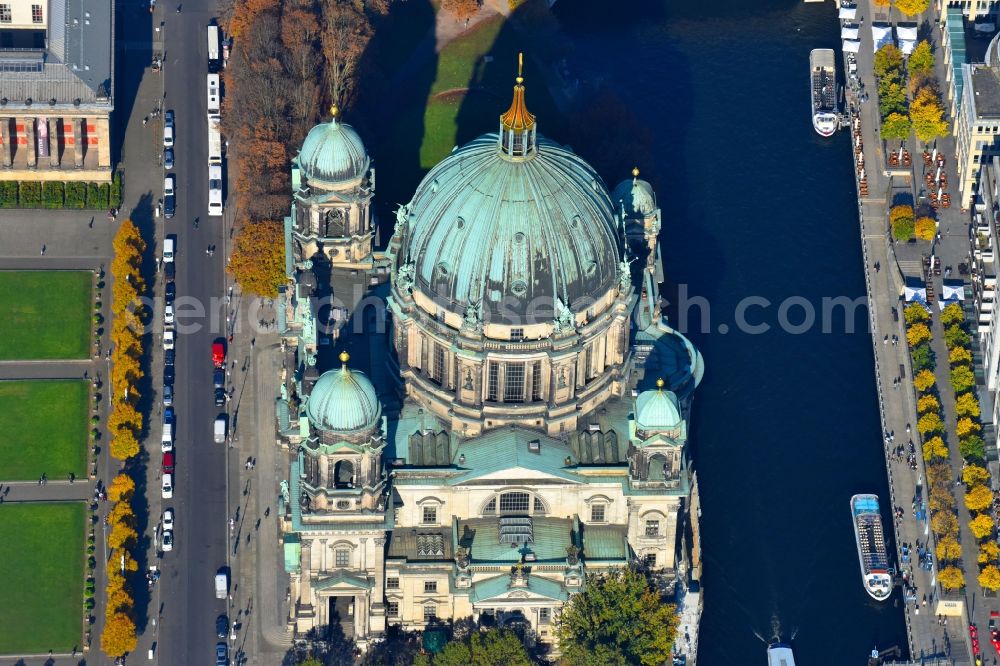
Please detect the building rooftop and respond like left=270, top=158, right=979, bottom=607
left=0, top=0, right=114, bottom=109
left=972, top=64, right=1000, bottom=118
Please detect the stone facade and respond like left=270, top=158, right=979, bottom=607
left=279, top=68, right=704, bottom=653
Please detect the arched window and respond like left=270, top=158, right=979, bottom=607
left=499, top=492, right=530, bottom=514
left=481, top=492, right=547, bottom=516
left=334, top=460, right=355, bottom=488
left=648, top=454, right=668, bottom=481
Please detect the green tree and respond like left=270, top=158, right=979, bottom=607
left=432, top=629, right=531, bottom=666
left=881, top=112, right=912, bottom=141
left=961, top=435, right=987, bottom=462
left=874, top=43, right=904, bottom=81
left=911, top=343, right=934, bottom=372
left=908, top=40, right=935, bottom=77
left=895, top=0, right=931, bottom=17
left=904, top=303, right=930, bottom=325
left=941, top=302, right=965, bottom=326
left=951, top=365, right=976, bottom=393
left=558, top=568, right=678, bottom=666
left=944, top=324, right=971, bottom=349
left=878, top=82, right=908, bottom=119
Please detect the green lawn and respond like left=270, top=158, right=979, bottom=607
left=0, top=380, right=89, bottom=480
left=0, top=271, right=92, bottom=360
left=0, top=502, right=85, bottom=654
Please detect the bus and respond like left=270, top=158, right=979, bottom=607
left=207, top=25, right=221, bottom=73
left=208, top=165, right=223, bottom=217
left=206, top=74, right=220, bottom=115
left=207, top=114, right=222, bottom=167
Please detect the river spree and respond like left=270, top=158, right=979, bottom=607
left=554, top=0, right=910, bottom=663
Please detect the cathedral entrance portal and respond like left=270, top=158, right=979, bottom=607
left=327, top=595, right=355, bottom=640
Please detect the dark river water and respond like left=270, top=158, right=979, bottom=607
left=553, top=0, right=910, bottom=663
left=368, top=0, right=910, bottom=662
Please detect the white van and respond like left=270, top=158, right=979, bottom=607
left=161, top=422, right=173, bottom=452
left=208, top=165, right=223, bottom=217
left=214, top=416, right=227, bottom=443
left=215, top=571, right=228, bottom=599
left=163, top=236, right=175, bottom=263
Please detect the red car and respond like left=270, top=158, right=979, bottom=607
left=212, top=340, right=226, bottom=368
left=162, top=451, right=175, bottom=474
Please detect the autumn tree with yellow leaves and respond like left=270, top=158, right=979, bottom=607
left=939, top=566, right=965, bottom=591
left=913, top=369, right=936, bottom=392
left=966, top=485, right=994, bottom=512
left=917, top=394, right=940, bottom=413
left=922, top=435, right=948, bottom=462
left=107, top=474, right=135, bottom=502
left=101, top=613, right=137, bottom=657
left=906, top=323, right=932, bottom=347
left=936, top=536, right=962, bottom=561
left=955, top=393, right=981, bottom=418
left=981, top=565, right=1000, bottom=592
left=964, top=465, right=991, bottom=487
left=980, top=542, right=1000, bottom=564
left=970, top=514, right=996, bottom=540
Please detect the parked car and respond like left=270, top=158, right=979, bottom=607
left=164, top=406, right=174, bottom=424
left=214, top=387, right=226, bottom=407
left=163, top=330, right=175, bottom=351
left=212, top=339, right=226, bottom=367
left=161, top=422, right=173, bottom=452
left=162, top=530, right=174, bottom=552
left=164, top=303, right=175, bottom=325
left=165, top=282, right=176, bottom=303
left=162, top=508, right=174, bottom=531
left=163, top=176, right=176, bottom=218
left=164, top=147, right=174, bottom=170
left=216, top=615, right=228, bottom=639
left=162, top=383, right=173, bottom=407
left=164, top=261, right=175, bottom=282
left=164, top=349, right=175, bottom=366
left=162, top=451, right=174, bottom=474
left=213, top=368, right=225, bottom=389
left=216, top=641, right=228, bottom=666
left=214, top=415, right=227, bottom=443
left=161, top=473, right=173, bottom=499
left=163, top=365, right=175, bottom=386
left=163, top=110, right=175, bottom=147
left=163, top=236, right=175, bottom=262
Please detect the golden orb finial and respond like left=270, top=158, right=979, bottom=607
left=656, top=378, right=665, bottom=389
left=632, top=167, right=640, bottom=178
left=339, top=351, right=350, bottom=365
left=330, top=104, right=339, bottom=119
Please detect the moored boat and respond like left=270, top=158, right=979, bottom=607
left=851, top=494, right=893, bottom=601
left=810, top=48, right=839, bottom=136
left=767, top=640, right=795, bottom=666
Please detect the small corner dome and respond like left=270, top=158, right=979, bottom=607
left=297, top=108, right=370, bottom=189
left=612, top=170, right=656, bottom=216
left=634, top=385, right=681, bottom=432
left=306, top=353, right=381, bottom=432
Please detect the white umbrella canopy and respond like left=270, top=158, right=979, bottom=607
left=842, top=26, right=860, bottom=39
left=839, top=5, right=857, bottom=19
left=843, top=39, right=862, bottom=53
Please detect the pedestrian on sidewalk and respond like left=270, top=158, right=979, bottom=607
left=40, top=244, right=45, bottom=255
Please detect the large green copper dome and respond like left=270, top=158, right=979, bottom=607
left=297, top=109, right=370, bottom=190
left=402, top=133, right=623, bottom=320
left=306, top=354, right=381, bottom=433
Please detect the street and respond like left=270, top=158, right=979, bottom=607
left=143, top=0, right=232, bottom=663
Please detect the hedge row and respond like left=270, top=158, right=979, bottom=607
left=0, top=172, right=122, bottom=210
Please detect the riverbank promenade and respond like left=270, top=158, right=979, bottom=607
left=847, top=1, right=975, bottom=663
